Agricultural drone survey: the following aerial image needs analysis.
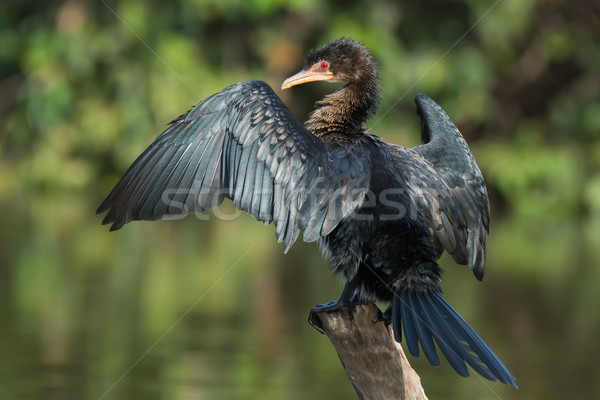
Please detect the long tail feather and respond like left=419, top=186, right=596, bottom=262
left=405, top=292, right=440, bottom=366
left=392, top=291, right=516, bottom=387
left=422, top=294, right=495, bottom=380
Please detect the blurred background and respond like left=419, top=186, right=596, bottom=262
left=1, top=0, right=599, bottom=399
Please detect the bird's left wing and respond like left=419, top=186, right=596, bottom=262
left=97, top=80, right=370, bottom=251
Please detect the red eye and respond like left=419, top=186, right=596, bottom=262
left=320, top=62, right=329, bottom=69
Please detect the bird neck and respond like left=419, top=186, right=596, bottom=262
left=306, top=77, right=380, bottom=137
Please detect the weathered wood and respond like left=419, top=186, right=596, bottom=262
left=313, top=303, right=428, bottom=400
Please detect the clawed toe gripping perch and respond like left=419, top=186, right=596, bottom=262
left=310, top=297, right=516, bottom=396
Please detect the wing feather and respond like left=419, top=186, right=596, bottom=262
left=404, top=93, right=490, bottom=280
left=98, top=81, right=370, bottom=250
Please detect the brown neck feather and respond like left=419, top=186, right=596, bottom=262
left=306, top=75, right=380, bottom=137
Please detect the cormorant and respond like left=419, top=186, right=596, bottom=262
left=97, top=38, right=515, bottom=387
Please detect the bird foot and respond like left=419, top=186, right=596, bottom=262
left=374, top=304, right=392, bottom=325
left=308, top=301, right=353, bottom=334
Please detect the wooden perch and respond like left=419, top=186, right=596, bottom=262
left=312, top=303, right=428, bottom=400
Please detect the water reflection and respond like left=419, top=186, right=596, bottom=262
left=1, top=191, right=599, bottom=399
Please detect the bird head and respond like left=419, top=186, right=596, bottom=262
left=281, top=38, right=377, bottom=90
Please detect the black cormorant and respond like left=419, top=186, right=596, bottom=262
left=97, top=38, right=515, bottom=387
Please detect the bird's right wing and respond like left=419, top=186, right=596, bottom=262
left=408, top=94, right=490, bottom=280
left=97, top=80, right=371, bottom=251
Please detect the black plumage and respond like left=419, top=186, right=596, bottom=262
left=97, top=38, right=515, bottom=387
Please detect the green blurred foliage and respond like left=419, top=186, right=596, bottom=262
left=1, top=0, right=600, bottom=399
left=2, top=0, right=599, bottom=217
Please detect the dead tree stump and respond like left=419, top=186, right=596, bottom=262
left=312, top=303, right=428, bottom=400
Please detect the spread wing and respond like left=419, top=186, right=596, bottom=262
left=408, top=93, right=490, bottom=280
left=97, top=80, right=371, bottom=251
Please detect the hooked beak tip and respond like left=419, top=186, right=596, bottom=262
left=280, top=70, right=335, bottom=91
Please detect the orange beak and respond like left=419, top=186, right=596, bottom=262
left=281, top=69, right=335, bottom=90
